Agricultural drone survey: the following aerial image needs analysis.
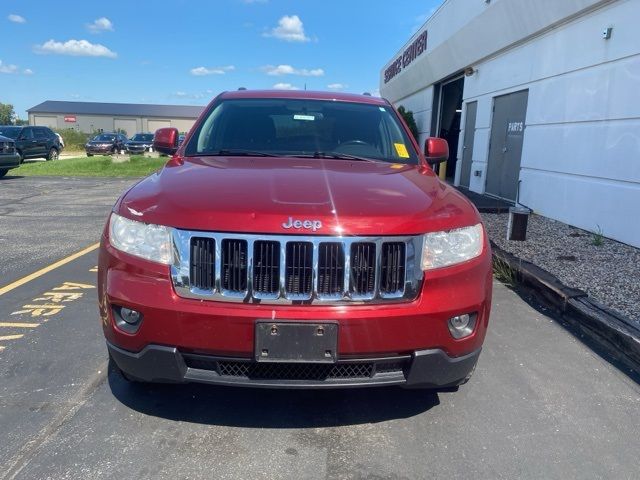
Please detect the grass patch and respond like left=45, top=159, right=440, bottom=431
left=493, top=256, right=517, bottom=287
left=592, top=225, right=604, bottom=247
left=13, top=155, right=167, bottom=177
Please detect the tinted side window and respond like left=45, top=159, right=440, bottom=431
left=21, top=128, right=33, bottom=140
left=34, top=128, right=47, bottom=139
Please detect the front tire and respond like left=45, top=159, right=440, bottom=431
left=87, top=153, right=93, bottom=157
left=46, top=148, right=59, bottom=161
left=0, top=169, right=8, bottom=178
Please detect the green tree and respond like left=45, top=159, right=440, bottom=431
left=397, top=105, right=419, bottom=142
left=0, top=103, right=16, bottom=125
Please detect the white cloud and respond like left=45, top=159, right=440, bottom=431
left=8, top=14, right=26, bottom=24
left=190, top=65, right=235, bottom=76
left=0, top=61, right=18, bottom=74
left=273, top=83, right=299, bottom=90
left=35, top=39, right=117, bottom=58
left=262, top=64, right=324, bottom=77
left=87, top=17, right=114, bottom=33
left=23, top=68, right=34, bottom=75
left=265, top=15, right=310, bottom=42
left=327, top=83, right=347, bottom=90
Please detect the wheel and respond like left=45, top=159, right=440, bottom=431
left=46, top=148, right=59, bottom=161
left=0, top=169, right=8, bottom=178
left=87, top=153, right=93, bottom=157
left=17, top=150, right=24, bottom=164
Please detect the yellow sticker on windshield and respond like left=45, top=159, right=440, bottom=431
left=394, top=143, right=410, bottom=158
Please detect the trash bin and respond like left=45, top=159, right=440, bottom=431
left=507, top=206, right=531, bottom=241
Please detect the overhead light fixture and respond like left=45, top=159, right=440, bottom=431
left=464, top=67, right=476, bottom=77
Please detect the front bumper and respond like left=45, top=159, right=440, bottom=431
left=86, top=146, right=114, bottom=154
left=125, top=145, right=149, bottom=154
left=0, top=153, right=20, bottom=169
left=108, top=341, right=481, bottom=389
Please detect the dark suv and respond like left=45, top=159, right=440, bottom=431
left=0, top=134, right=20, bottom=178
left=85, top=133, right=128, bottom=156
left=0, top=126, right=61, bottom=162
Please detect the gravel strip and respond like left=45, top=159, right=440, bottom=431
left=482, top=213, right=640, bottom=323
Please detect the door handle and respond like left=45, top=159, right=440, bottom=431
left=502, top=147, right=508, bottom=153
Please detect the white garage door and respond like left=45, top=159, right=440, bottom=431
left=148, top=120, right=171, bottom=134
left=114, top=119, right=138, bottom=137
left=33, top=116, right=57, bottom=128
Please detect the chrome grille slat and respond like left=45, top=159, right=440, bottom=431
left=171, top=231, right=423, bottom=305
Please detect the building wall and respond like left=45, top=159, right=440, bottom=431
left=380, top=0, right=640, bottom=248
left=29, top=113, right=197, bottom=137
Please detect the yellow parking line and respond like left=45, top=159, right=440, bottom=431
left=0, top=334, right=24, bottom=341
left=0, top=243, right=100, bottom=297
left=0, top=322, right=40, bottom=328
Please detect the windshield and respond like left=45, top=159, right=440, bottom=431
left=93, top=134, right=116, bottom=142
left=0, top=127, right=20, bottom=139
left=185, top=98, right=419, bottom=164
left=131, top=134, right=154, bottom=142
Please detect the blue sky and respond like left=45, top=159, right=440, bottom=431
left=1, top=0, right=441, bottom=118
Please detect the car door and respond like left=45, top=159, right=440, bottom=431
left=33, top=128, right=49, bottom=157
left=18, top=128, right=36, bottom=158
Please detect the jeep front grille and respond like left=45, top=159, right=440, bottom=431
left=171, top=231, right=423, bottom=304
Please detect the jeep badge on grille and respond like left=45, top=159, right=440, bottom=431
left=282, top=217, right=323, bottom=232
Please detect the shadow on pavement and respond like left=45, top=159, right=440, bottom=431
left=108, top=369, right=440, bottom=428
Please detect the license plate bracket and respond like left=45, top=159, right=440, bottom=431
left=255, top=321, right=338, bottom=363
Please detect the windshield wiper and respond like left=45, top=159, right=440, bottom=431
left=291, top=152, right=383, bottom=163
left=207, top=149, right=279, bottom=157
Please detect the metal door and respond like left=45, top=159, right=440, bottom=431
left=114, top=119, right=138, bottom=137
left=485, top=90, right=529, bottom=201
left=459, top=101, right=477, bottom=188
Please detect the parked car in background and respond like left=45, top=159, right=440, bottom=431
left=0, top=125, right=61, bottom=162
left=55, top=133, right=65, bottom=151
left=125, top=133, right=154, bottom=154
left=0, top=134, right=21, bottom=178
left=85, top=133, right=128, bottom=156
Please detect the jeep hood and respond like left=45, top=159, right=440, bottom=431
left=118, top=156, right=480, bottom=236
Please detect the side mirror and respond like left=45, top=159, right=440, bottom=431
left=153, top=127, right=179, bottom=155
left=424, top=137, right=449, bottom=165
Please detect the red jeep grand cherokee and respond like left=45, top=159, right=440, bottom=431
left=99, top=90, right=492, bottom=390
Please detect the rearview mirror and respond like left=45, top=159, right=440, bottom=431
left=153, top=128, right=179, bottom=155
left=424, top=137, right=449, bottom=165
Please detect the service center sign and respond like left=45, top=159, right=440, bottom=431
left=384, top=30, right=428, bottom=84
left=64, top=116, right=77, bottom=123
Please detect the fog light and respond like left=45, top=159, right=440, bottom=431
left=448, top=313, right=476, bottom=339
left=120, top=307, right=141, bottom=325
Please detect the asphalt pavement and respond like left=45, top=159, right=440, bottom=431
left=1, top=177, right=639, bottom=479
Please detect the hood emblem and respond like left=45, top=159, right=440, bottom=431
left=282, top=217, right=322, bottom=232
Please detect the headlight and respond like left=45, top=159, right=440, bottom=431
left=421, top=224, right=483, bottom=270
left=109, top=213, right=173, bottom=264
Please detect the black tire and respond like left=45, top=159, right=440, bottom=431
left=0, top=169, right=8, bottom=178
left=46, top=148, right=59, bottom=161
left=87, top=153, right=93, bottom=157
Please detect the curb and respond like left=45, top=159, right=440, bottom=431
left=491, top=241, right=640, bottom=376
